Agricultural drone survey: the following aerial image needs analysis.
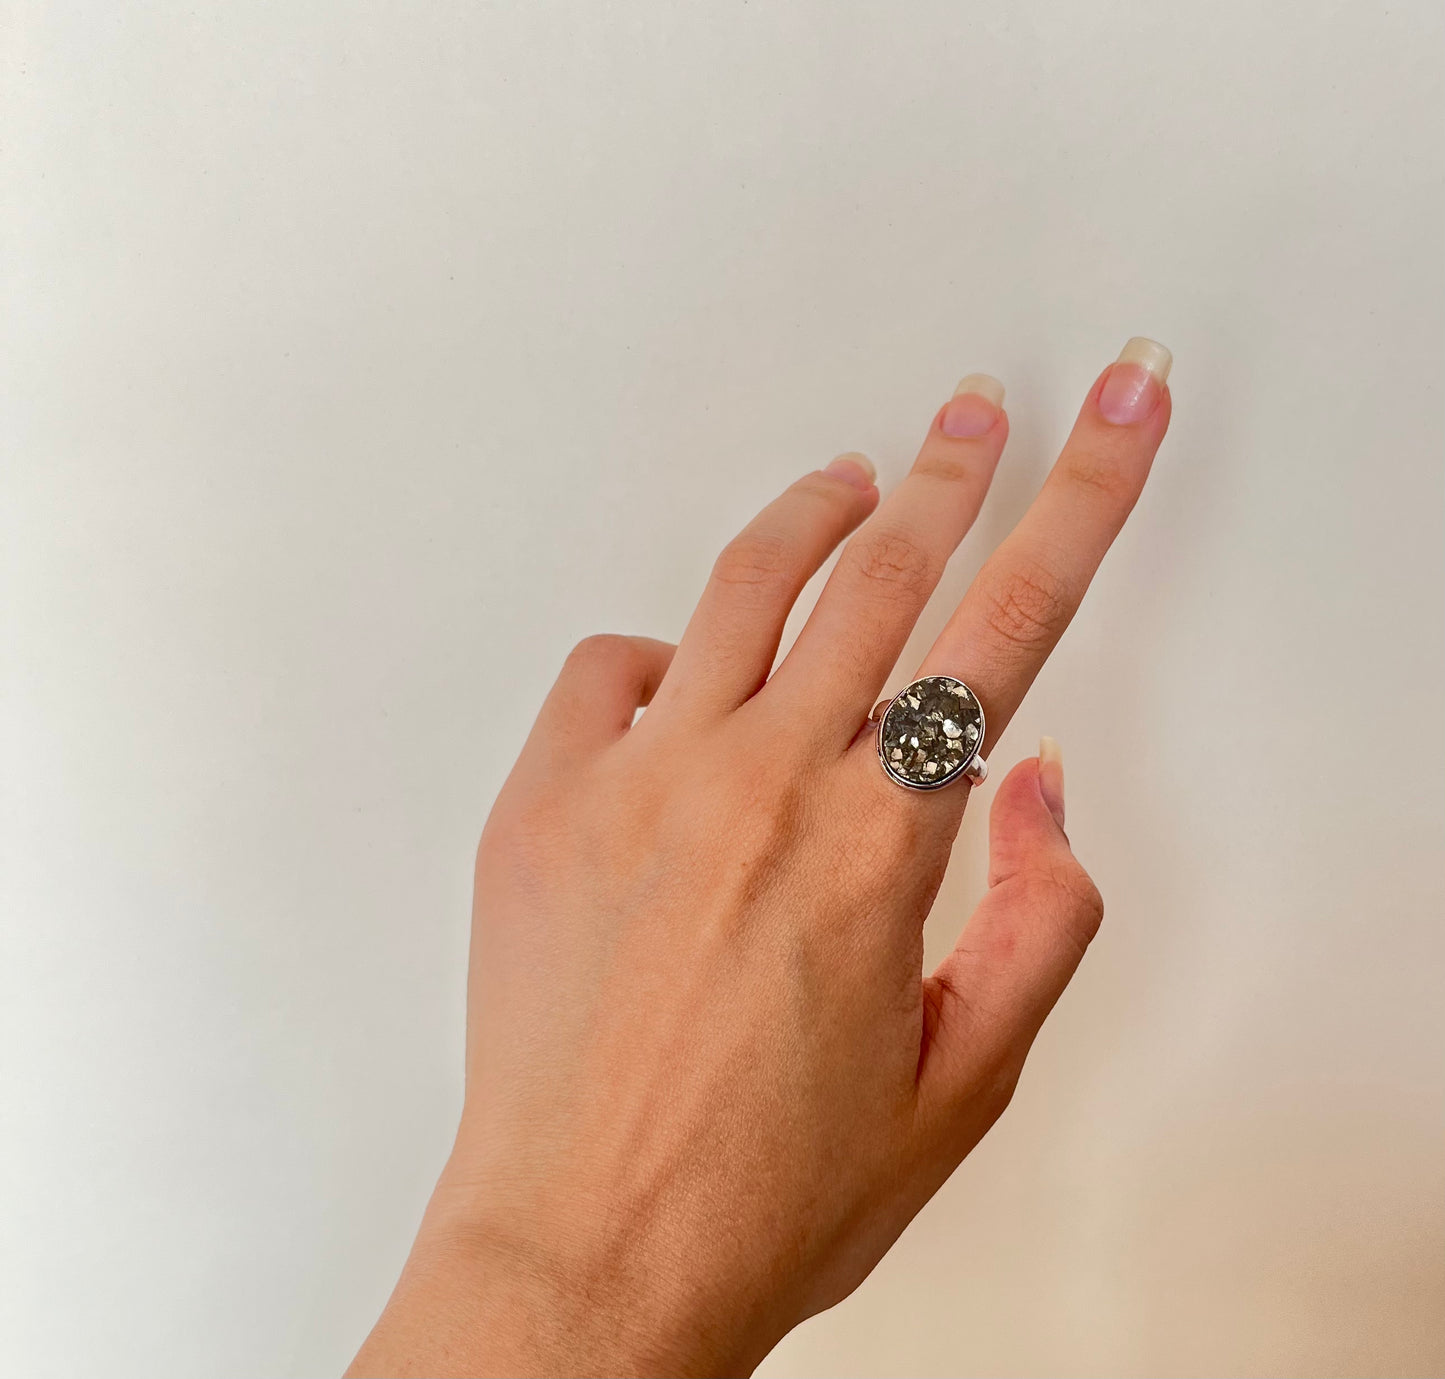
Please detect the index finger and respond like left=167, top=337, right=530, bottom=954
left=917, top=338, right=1174, bottom=750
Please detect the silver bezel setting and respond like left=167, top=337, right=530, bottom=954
left=875, top=675, right=987, bottom=791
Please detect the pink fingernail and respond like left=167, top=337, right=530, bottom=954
left=823, top=452, right=876, bottom=491
left=1097, top=337, right=1172, bottom=426
left=940, top=373, right=1005, bottom=439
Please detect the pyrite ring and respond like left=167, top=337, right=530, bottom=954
left=871, top=675, right=988, bottom=790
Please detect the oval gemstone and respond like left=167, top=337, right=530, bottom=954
left=879, top=676, right=984, bottom=789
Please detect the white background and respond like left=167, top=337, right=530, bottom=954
left=4, top=2, right=1443, bottom=1375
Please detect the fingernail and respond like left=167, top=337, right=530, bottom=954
left=940, top=373, right=1005, bottom=439
left=1097, top=337, right=1172, bottom=426
left=823, top=451, right=876, bottom=491
left=1038, top=735, right=1065, bottom=829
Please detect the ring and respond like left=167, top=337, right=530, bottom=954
left=870, top=675, right=988, bottom=790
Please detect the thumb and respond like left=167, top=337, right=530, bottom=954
left=918, top=740, right=1104, bottom=1127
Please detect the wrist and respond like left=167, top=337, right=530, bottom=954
left=349, top=1168, right=763, bottom=1378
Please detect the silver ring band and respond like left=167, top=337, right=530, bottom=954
left=871, top=675, right=988, bottom=791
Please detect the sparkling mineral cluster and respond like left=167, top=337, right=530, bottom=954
left=879, top=676, right=983, bottom=788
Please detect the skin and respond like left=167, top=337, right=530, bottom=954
left=347, top=358, right=1172, bottom=1377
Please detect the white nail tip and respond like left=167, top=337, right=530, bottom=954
left=952, top=373, right=1006, bottom=408
left=1116, top=337, right=1173, bottom=384
left=828, top=450, right=876, bottom=482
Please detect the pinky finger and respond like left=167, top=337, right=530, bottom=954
left=530, top=634, right=677, bottom=756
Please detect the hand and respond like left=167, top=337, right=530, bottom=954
left=348, top=340, right=1173, bottom=1377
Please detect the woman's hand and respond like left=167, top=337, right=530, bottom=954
left=348, top=340, right=1173, bottom=1377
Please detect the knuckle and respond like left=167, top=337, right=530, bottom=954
left=722, top=744, right=812, bottom=829
left=977, top=560, right=1072, bottom=652
left=977, top=1057, right=1022, bottom=1124
left=875, top=788, right=940, bottom=857
left=479, top=784, right=568, bottom=887
left=1061, top=862, right=1105, bottom=941
left=1058, top=444, right=1143, bottom=507
left=711, top=531, right=791, bottom=590
left=862, top=789, right=952, bottom=888
left=1031, top=859, right=1105, bottom=950
left=563, top=632, right=631, bottom=674
left=849, top=526, right=936, bottom=600
left=685, top=760, right=815, bottom=909
left=912, top=449, right=987, bottom=485
left=794, top=470, right=862, bottom=509
left=935, top=1043, right=1023, bottom=1140
left=753, top=776, right=809, bottom=842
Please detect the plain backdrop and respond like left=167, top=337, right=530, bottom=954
left=3, top=2, right=1443, bottom=1375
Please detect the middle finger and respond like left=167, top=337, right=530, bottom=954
left=764, top=374, right=1009, bottom=730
